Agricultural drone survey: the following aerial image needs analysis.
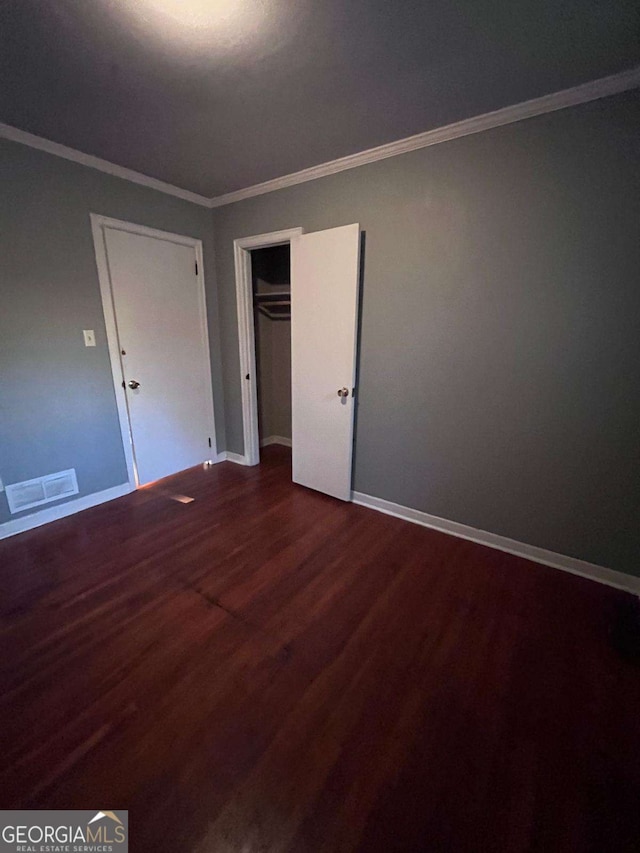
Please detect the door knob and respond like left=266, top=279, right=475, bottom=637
left=128, top=380, right=141, bottom=389
left=337, top=387, right=349, bottom=397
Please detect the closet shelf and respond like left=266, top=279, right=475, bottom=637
left=255, top=291, right=291, bottom=320
left=255, top=291, right=290, bottom=300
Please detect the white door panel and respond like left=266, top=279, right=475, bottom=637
left=291, top=223, right=360, bottom=500
left=104, top=228, right=213, bottom=485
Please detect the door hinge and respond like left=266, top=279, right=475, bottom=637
left=195, top=260, right=198, bottom=275
left=208, top=437, right=212, bottom=448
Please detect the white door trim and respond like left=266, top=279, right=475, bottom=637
left=234, top=228, right=303, bottom=465
left=90, top=213, right=218, bottom=488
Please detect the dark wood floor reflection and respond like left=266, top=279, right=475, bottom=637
left=1, top=446, right=638, bottom=852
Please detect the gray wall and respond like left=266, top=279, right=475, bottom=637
left=268, top=319, right=292, bottom=440
left=256, top=311, right=292, bottom=441
left=0, top=139, right=225, bottom=524
left=252, top=246, right=292, bottom=441
left=213, top=90, right=640, bottom=575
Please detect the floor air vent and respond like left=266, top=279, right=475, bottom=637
left=6, top=469, right=79, bottom=514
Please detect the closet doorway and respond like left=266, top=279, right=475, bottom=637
left=234, top=225, right=361, bottom=501
left=252, top=244, right=293, bottom=452
left=234, top=227, right=302, bottom=468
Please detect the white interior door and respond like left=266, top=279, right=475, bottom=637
left=291, top=223, right=361, bottom=500
left=103, top=227, right=215, bottom=485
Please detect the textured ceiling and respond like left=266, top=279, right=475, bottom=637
left=1, top=0, right=638, bottom=197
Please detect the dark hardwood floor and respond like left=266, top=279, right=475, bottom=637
left=0, top=446, right=638, bottom=852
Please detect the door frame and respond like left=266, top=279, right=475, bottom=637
left=90, top=213, right=218, bottom=488
left=234, top=227, right=303, bottom=466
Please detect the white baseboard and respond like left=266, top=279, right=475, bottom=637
left=352, top=491, right=640, bottom=595
left=0, top=482, right=133, bottom=540
left=216, top=451, right=251, bottom=465
left=216, top=438, right=291, bottom=464
left=260, top=435, right=292, bottom=448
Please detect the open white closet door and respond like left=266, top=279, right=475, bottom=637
left=290, top=223, right=361, bottom=500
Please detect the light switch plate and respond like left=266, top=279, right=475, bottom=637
left=83, top=329, right=96, bottom=347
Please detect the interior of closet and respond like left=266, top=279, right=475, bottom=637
left=251, top=244, right=292, bottom=448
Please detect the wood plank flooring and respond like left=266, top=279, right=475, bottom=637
left=0, top=446, right=638, bottom=852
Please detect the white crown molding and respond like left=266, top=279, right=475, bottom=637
left=0, top=482, right=132, bottom=540
left=352, top=491, right=640, bottom=595
left=0, top=122, right=211, bottom=207
left=2, top=68, right=638, bottom=210
left=210, top=66, right=640, bottom=208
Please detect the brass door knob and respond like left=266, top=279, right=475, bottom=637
left=337, top=387, right=349, bottom=397
left=128, top=380, right=141, bottom=389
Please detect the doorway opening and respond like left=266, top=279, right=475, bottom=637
left=234, top=224, right=361, bottom=500
left=233, top=228, right=303, bottom=466
left=251, top=244, right=292, bottom=453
